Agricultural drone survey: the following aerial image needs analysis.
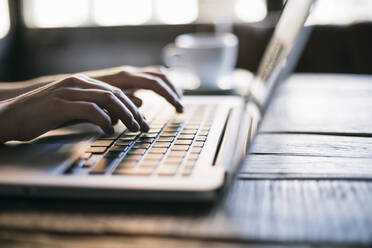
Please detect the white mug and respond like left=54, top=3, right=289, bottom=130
left=163, top=32, right=239, bottom=90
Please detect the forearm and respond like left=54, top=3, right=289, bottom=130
left=0, top=74, right=67, bottom=101
left=0, top=66, right=135, bottom=101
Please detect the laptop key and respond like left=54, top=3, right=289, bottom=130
left=196, top=136, right=207, bottom=142
left=193, top=142, right=204, bottom=147
left=180, top=130, right=197, bottom=135
left=190, top=147, right=202, bottom=153
left=119, top=137, right=137, bottom=141
left=132, top=143, right=151, bottom=149
left=86, top=146, right=107, bottom=154
left=157, top=166, right=178, bottom=176
left=187, top=153, right=199, bottom=160
left=143, top=154, right=163, bottom=160
left=114, top=167, right=154, bottom=176
left=80, top=152, right=91, bottom=160
left=91, top=140, right=113, bottom=147
left=127, top=148, right=146, bottom=155
left=138, top=160, right=158, bottom=168
left=122, top=154, right=142, bottom=161
left=110, top=145, right=129, bottom=152
left=157, top=137, right=174, bottom=142
left=160, top=132, right=177, bottom=137
left=148, top=147, right=168, bottom=154
left=115, top=140, right=132, bottom=146
left=151, top=142, right=171, bottom=148
left=166, top=151, right=187, bottom=157
left=117, top=160, right=137, bottom=168
left=90, top=157, right=116, bottom=174
left=141, top=133, right=158, bottom=138
left=178, top=135, right=194, bottom=140
left=198, top=131, right=209, bottom=136
left=174, top=140, right=192, bottom=145
left=171, top=145, right=189, bottom=151
left=83, top=155, right=101, bottom=168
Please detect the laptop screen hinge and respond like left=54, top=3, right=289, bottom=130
left=212, top=109, right=232, bottom=166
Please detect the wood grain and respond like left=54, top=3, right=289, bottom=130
left=240, top=154, right=372, bottom=179
left=250, top=133, right=372, bottom=159
left=0, top=180, right=371, bottom=245
left=2, top=74, right=372, bottom=246
left=261, top=74, right=372, bottom=134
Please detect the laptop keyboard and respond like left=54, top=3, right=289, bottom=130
left=66, top=104, right=217, bottom=177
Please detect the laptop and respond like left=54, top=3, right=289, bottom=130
left=0, top=0, right=314, bottom=201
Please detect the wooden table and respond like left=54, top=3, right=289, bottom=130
left=1, top=74, right=372, bottom=247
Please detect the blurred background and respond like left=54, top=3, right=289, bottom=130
left=0, top=0, right=371, bottom=81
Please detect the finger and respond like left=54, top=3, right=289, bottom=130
left=59, top=88, right=141, bottom=132
left=143, top=71, right=183, bottom=99
left=136, top=66, right=183, bottom=98
left=63, top=100, right=114, bottom=134
left=104, top=109, right=119, bottom=126
left=114, top=90, right=149, bottom=132
left=128, top=73, right=184, bottom=113
left=127, top=93, right=143, bottom=107
left=64, top=75, right=148, bottom=131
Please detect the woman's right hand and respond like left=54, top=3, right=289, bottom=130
left=0, top=74, right=151, bottom=143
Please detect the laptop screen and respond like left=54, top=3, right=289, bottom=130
left=250, top=0, right=314, bottom=105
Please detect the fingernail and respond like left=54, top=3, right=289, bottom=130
left=176, top=100, right=184, bottom=113
left=131, top=120, right=140, bottom=131
left=141, top=120, right=150, bottom=132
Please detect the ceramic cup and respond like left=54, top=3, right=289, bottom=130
left=163, top=32, right=239, bottom=90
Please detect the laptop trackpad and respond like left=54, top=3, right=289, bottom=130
left=0, top=123, right=101, bottom=174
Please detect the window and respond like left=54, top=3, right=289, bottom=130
left=307, top=0, right=372, bottom=25
left=93, top=0, right=152, bottom=26
left=22, top=0, right=268, bottom=28
left=235, top=0, right=267, bottom=23
left=0, top=0, right=10, bottom=38
left=155, top=0, right=198, bottom=25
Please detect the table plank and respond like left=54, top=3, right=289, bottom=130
left=261, top=74, right=372, bottom=134
left=223, top=180, right=372, bottom=244
left=0, top=180, right=371, bottom=245
left=250, top=133, right=372, bottom=159
left=240, top=154, right=372, bottom=179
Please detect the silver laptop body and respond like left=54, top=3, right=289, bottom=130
left=0, top=0, right=314, bottom=201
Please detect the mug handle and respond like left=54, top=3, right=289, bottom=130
left=162, top=43, right=184, bottom=67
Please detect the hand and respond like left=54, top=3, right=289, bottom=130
left=93, top=66, right=183, bottom=112
left=0, top=75, right=152, bottom=143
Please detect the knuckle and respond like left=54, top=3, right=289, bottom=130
left=85, top=102, right=98, bottom=114
left=102, top=90, right=115, bottom=101
left=64, top=75, right=82, bottom=86
left=118, top=70, right=131, bottom=77
left=112, top=87, right=123, bottom=97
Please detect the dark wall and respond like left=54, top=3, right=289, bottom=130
left=1, top=20, right=372, bottom=82
left=298, top=23, right=372, bottom=74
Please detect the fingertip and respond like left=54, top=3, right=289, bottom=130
left=142, top=119, right=150, bottom=132
left=175, top=100, right=184, bottom=113
left=176, top=107, right=184, bottom=113
left=140, top=122, right=150, bottom=133
left=131, top=120, right=140, bottom=132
